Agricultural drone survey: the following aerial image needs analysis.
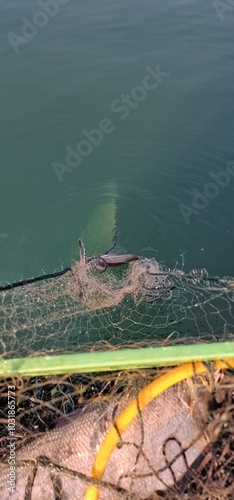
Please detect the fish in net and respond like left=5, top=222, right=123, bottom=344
left=0, top=241, right=234, bottom=498
left=0, top=364, right=234, bottom=499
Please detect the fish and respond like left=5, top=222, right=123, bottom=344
left=78, top=238, right=141, bottom=272
left=86, top=253, right=140, bottom=271
left=77, top=179, right=118, bottom=257
left=100, top=253, right=140, bottom=266
left=0, top=381, right=212, bottom=499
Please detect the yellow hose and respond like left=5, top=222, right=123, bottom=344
left=85, top=358, right=234, bottom=500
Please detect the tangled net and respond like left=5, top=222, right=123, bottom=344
left=0, top=245, right=234, bottom=359
left=70, top=256, right=175, bottom=309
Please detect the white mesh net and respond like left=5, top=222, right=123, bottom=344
left=0, top=252, right=233, bottom=359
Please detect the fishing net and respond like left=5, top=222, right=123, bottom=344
left=0, top=364, right=234, bottom=499
left=0, top=244, right=234, bottom=498
left=0, top=250, right=234, bottom=360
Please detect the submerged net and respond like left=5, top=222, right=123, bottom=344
left=0, top=249, right=234, bottom=359
left=0, top=364, right=234, bottom=499
left=0, top=244, right=234, bottom=498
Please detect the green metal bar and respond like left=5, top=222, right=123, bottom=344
left=0, top=342, right=234, bottom=377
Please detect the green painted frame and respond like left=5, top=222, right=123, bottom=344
left=0, top=341, right=234, bottom=376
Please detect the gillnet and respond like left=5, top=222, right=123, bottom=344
left=0, top=244, right=234, bottom=360
left=0, top=242, right=234, bottom=499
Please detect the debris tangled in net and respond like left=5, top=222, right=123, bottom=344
left=70, top=256, right=175, bottom=310
left=0, top=244, right=234, bottom=359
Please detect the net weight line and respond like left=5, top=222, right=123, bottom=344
left=0, top=267, right=71, bottom=291
left=0, top=269, right=229, bottom=293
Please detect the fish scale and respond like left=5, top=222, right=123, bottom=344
left=0, top=381, right=211, bottom=499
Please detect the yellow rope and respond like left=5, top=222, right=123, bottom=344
left=85, top=358, right=234, bottom=500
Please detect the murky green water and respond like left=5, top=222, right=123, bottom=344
left=1, top=0, right=234, bottom=285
